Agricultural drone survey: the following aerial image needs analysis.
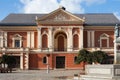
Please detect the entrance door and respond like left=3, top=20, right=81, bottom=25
left=58, top=36, right=64, bottom=51
left=56, top=56, right=65, bottom=68
left=13, top=56, right=20, bottom=68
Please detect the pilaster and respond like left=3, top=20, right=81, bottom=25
left=87, top=31, right=90, bottom=47
left=48, top=27, right=53, bottom=52
left=80, top=27, right=83, bottom=49
left=27, top=32, right=31, bottom=47
left=91, top=31, right=95, bottom=47
left=20, top=52, right=24, bottom=70
left=67, top=28, right=73, bottom=51
left=37, top=28, right=41, bottom=51
left=31, top=32, right=34, bottom=48
left=4, top=32, right=7, bottom=47
left=25, top=53, right=29, bottom=70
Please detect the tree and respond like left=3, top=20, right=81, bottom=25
left=76, top=49, right=92, bottom=69
left=92, top=50, right=108, bottom=64
left=76, top=49, right=109, bottom=70
left=0, top=54, right=16, bottom=73
left=1, top=55, right=8, bottom=69
left=6, top=56, right=16, bottom=73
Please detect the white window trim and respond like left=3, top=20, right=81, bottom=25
left=73, top=31, right=79, bottom=50
left=41, top=31, right=48, bottom=50
left=87, top=31, right=95, bottom=48
left=100, top=33, right=109, bottom=48
left=0, top=36, right=3, bottom=47
left=12, top=34, right=22, bottom=48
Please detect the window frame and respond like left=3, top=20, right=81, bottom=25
left=12, top=34, right=22, bottom=48
left=43, top=56, right=47, bottom=64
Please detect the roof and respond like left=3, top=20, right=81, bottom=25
left=0, top=13, right=119, bottom=26
left=75, top=14, right=120, bottom=26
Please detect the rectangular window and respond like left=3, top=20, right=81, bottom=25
left=15, top=40, right=20, bottom=48
left=43, top=57, right=47, bottom=64
left=74, top=56, right=77, bottom=63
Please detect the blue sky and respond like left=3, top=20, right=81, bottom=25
left=0, top=0, right=120, bottom=20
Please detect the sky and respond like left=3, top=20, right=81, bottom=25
left=0, top=0, right=120, bottom=21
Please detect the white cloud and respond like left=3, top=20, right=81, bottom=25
left=59, top=0, right=84, bottom=13
left=19, top=0, right=106, bottom=14
left=83, top=0, right=106, bottom=6
left=20, top=0, right=59, bottom=13
left=20, top=0, right=84, bottom=13
left=114, top=12, right=120, bottom=20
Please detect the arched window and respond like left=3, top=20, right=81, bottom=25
left=100, top=33, right=109, bottom=48
left=42, top=34, right=48, bottom=49
left=73, top=34, right=79, bottom=49
left=12, top=34, right=22, bottom=48
left=43, top=56, right=47, bottom=64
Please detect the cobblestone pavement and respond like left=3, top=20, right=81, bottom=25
left=0, top=69, right=84, bottom=80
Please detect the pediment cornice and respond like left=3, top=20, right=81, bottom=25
left=36, top=7, right=85, bottom=25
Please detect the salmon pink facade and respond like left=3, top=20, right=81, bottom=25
left=0, top=7, right=119, bottom=70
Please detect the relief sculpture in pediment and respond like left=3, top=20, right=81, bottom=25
left=43, top=12, right=77, bottom=21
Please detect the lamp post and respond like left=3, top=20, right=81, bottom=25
left=46, top=48, right=50, bottom=73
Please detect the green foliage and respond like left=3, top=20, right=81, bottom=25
left=1, top=54, right=8, bottom=64
left=92, top=50, right=108, bottom=64
left=1, top=54, right=16, bottom=68
left=7, top=56, right=16, bottom=67
left=76, top=49, right=108, bottom=64
left=76, top=49, right=92, bottom=64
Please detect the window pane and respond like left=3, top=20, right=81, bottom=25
left=15, top=40, right=20, bottom=47
left=43, top=57, right=47, bottom=64
left=74, top=56, right=77, bottom=63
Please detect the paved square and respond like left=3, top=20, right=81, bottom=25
left=0, top=69, right=83, bottom=80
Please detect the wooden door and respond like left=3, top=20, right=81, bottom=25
left=58, top=36, right=64, bottom=51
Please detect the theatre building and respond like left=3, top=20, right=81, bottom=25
left=0, top=7, right=119, bottom=70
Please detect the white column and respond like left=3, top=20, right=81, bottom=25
left=91, top=31, right=95, bottom=47
left=48, top=27, right=53, bottom=52
left=20, top=39, right=22, bottom=48
left=4, top=32, right=7, bottom=47
left=37, top=28, right=41, bottom=51
left=25, top=53, right=29, bottom=70
left=67, top=28, right=73, bottom=51
left=1, top=36, right=3, bottom=47
left=107, top=38, right=109, bottom=48
left=27, top=32, right=31, bottom=47
left=20, top=53, right=24, bottom=70
left=12, top=38, right=15, bottom=48
left=80, top=27, right=83, bottom=49
left=31, top=32, right=34, bottom=48
left=114, top=35, right=117, bottom=64
left=87, top=31, right=90, bottom=47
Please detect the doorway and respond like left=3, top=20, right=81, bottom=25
left=13, top=56, right=20, bottom=69
left=56, top=56, right=65, bottom=68
left=58, top=35, right=64, bottom=51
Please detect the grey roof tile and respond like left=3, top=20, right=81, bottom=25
left=75, top=13, right=120, bottom=26
left=0, top=13, right=119, bottom=26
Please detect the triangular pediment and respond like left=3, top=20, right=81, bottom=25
left=100, top=33, right=109, bottom=37
left=36, top=7, right=84, bottom=24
